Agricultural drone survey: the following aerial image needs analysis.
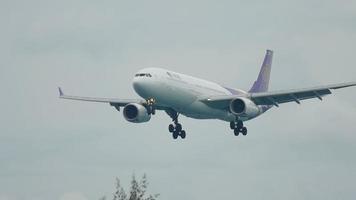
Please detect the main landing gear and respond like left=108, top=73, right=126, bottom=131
left=166, top=110, right=186, bottom=139
left=230, top=119, right=247, bottom=136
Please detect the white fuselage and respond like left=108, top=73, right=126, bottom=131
left=132, top=68, right=253, bottom=122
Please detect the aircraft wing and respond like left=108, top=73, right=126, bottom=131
left=58, top=87, right=145, bottom=109
left=201, top=82, right=356, bottom=108
left=250, top=82, right=356, bottom=106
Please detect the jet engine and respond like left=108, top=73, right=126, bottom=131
left=123, top=103, right=151, bottom=123
left=229, top=97, right=260, bottom=118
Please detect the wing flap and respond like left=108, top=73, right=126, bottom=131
left=251, top=89, right=331, bottom=105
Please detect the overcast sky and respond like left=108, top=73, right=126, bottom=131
left=1, top=0, right=356, bottom=200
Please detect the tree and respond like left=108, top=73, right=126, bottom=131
left=101, top=174, right=159, bottom=200
left=113, top=177, right=127, bottom=200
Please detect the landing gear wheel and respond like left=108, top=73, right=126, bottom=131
left=180, top=130, right=186, bottom=139
left=237, top=121, right=243, bottom=129
left=176, top=123, right=182, bottom=132
left=241, top=127, right=247, bottom=136
left=234, top=129, right=240, bottom=136
left=231, top=118, right=245, bottom=136
left=166, top=109, right=187, bottom=140
left=168, top=124, right=174, bottom=133
left=172, top=131, right=179, bottom=139
left=230, top=121, right=235, bottom=129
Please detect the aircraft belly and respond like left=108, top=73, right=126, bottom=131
left=179, top=101, right=226, bottom=119
left=179, top=101, right=253, bottom=122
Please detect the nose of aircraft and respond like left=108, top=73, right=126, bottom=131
left=133, top=77, right=152, bottom=99
left=132, top=78, right=142, bottom=92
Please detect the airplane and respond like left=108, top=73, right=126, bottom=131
left=58, top=50, right=356, bottom=139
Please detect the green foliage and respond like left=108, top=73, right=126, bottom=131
left=102, top=174, right=159, bottom=200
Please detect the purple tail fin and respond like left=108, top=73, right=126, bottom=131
left=249, top=50, right=273, bottom=93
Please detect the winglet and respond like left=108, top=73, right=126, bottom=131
left=58, top=87, right=64, bottom=96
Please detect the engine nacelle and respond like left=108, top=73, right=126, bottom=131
left=123, top=103, right=151, bottom=123
left=229, top=97, right=260, bottom=118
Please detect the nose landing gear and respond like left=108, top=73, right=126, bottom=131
left=230, top=118, right=248, bottom=136
left=146, top=98, right=156, bottom=115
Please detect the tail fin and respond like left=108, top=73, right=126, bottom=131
left=249, top=50, right=273, bottom=93
left=58, top=87, right=64, bottom=96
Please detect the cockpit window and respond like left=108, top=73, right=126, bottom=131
left=135, top=73, right=152, bottom=77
